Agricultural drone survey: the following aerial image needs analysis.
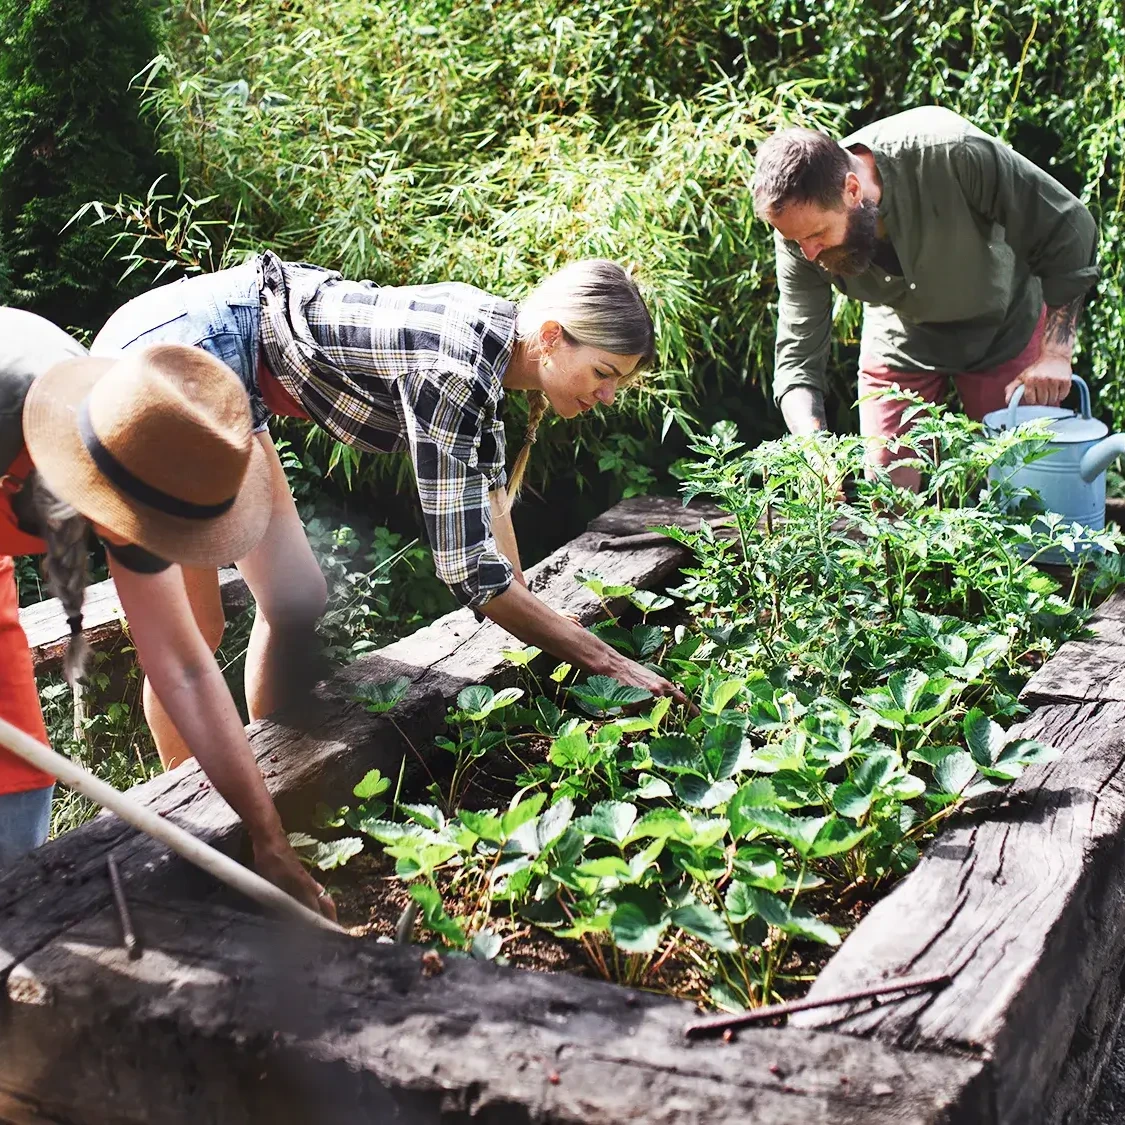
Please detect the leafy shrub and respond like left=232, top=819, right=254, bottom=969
left=0, top=0, right=165, bottom=330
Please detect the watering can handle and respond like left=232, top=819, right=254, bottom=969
left=1006, top=373, right=1091, bottom=428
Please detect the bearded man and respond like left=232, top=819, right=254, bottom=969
left=752, top=106, right=1099, bottom=483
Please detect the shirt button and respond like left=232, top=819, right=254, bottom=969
left=884, top=275, right=892, bottom=282
left=910, top=283, right=917, bottom=290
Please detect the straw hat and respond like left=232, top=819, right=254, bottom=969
left=22, top=344, right=272, bottom=567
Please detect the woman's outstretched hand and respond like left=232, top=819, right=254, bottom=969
left=603, top=653, right=698, bottom=716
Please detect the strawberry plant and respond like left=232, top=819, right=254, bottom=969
left=321, top=405, right=1123, bottom=1010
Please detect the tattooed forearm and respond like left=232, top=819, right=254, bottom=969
left=1042, top=295, right=1085, bottom=352
left=779, top=386, right=829, bottom=435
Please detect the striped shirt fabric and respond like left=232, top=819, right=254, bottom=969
left=257, top=252, right=519, bottom=608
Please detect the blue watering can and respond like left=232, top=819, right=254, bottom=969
left=983, top=375, right=1125, bottom=560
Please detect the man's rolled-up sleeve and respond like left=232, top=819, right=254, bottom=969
left=398, top=367, right=513, bottom=609
left=771, top=230, right=835, bottom=406
left=952, top=135, right=1099, bottom=308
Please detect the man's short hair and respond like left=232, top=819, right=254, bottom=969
left=752, top=128, right=850, bottom=219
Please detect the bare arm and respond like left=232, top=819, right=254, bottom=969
left=482, top=579, right=693, bottom=709
left=109, top=559, right=334, bottom=919
left=779, top=386, right=830, bottom=435
left=1005, top=294, right=1086, bottom=406
left=489, top=488, right=526, bottom=586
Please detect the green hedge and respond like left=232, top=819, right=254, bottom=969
left=0, top=0, right=166, bottom=331
left=75, top=1, right=1125, bottom=499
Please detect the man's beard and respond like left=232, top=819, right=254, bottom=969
left=817, top=199, right=880, bottom=277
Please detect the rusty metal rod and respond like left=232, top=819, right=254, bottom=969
left=106, top=852, right=142, bottom=960
left=683, top=971, right=952, bottom=1039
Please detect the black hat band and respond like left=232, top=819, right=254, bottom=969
left=78, top=399, right=236, bottom=520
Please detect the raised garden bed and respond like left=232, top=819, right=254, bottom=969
left=4, top=455, right=1125, bottom=1124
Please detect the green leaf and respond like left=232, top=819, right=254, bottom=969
left=549, top=729, right=594, bottom=768
left=550, top=662, right=573, bottom=683
left=628, top=590, right=673, bottom=614
left=501, top=792, right=547, bottom=837
left=503, top=645, right=542, bottom=668
left=400, top=803, right=445, bottom=830
left=724, top=879, right=758, bottom=923
left=409, top=883, right=466, bottom=947
left=575, top=801, right=638, bottom=844
left=670, top=903, right=737, bottom=952
left=729, top=886, right=840, bottom=945
left=736, top=807, right=827, bottom=856
left=456, top=684, right=494, bottom=715
left=353, top=768, right=391, bottom=800
left=934, top=751, right=977, bottom=796
left=674, top=774, right=737, bottom=809
left=459, top=809, right=505, bottom=843
left=808, top=818, right=875, bottom=858
left=831, top=781, right=873, bottom=820
left=702, top=677, right=746, bottom=715
left=631, top=624, right=666, bottom=658
left=854, top=750, right=899, bottom=793
left=538, top=797, right=576, bottom=850
left=963, top=708, right=1004, bottom=768
left=354, top=675, right=411, bottom=713
left=624, top=807, right=697, bottom=844
left=728, top=779, right=778, bottom=839
left=576, top=571, right=636, bottom=600
left=889, top=668, right=930, bottom=714
left=483, top=686, right=525, bottom=714
left=631, top=773, right=674, bottom=800
left=731, top=845, right=786, bottom=891
left=470, top=928, right=503, bottom=961
left=908, top=744, right=960, bottom=767
left=609, top=888, right=668, bottom=954
left=576, top=856, right=632, bottom=880
left=649, top=734, right=702, bottom=772
left=702, top=723, right=745, bottom=780
left=646, top=696, right=673, bottom=733
left=389, top=840, right=459, bottom=879
left=534, top=695, right=563, bottom=733
left=568, top=676, right=652, bottom=716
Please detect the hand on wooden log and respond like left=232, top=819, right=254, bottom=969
left=252, top=836, right=338, bottom=923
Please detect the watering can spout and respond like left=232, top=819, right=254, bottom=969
left=1079, top=433, right=1125, bottom=483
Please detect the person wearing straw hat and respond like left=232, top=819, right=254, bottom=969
left=0, top=307, right=334, bottom=920
left=93, top=254, right=692, bottom=770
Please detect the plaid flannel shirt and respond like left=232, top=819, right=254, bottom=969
left=257, top=252, right=518, bottom=608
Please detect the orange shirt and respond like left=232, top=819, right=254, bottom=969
left=0, top=448, right=53, bottom=793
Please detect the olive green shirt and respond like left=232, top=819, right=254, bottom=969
left=771, top=106, right=1100, bottom=405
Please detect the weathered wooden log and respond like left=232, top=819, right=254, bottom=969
left=788, top=589, right=1125, bottom=1124
left=1, top=897, right=988, bottom=1125
left=20, top=566, right=251, bottom=673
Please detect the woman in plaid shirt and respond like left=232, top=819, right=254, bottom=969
left=94, top=255, right=689, bottom=768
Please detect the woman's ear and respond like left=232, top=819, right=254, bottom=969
left=539, top=320, right=564, bottom=357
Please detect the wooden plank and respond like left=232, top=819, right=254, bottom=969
left=21, top=567, right=251, bottom=673
left=0, top=899, right=989, bottom=1125
left=1021, top=590, right=1125, bottom=705
left=790, top=700, right=1125, bottom=1125
left=0, top=497, right=718, bottom=982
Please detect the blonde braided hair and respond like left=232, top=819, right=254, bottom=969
left=507, top=389, right=551, bottom=502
